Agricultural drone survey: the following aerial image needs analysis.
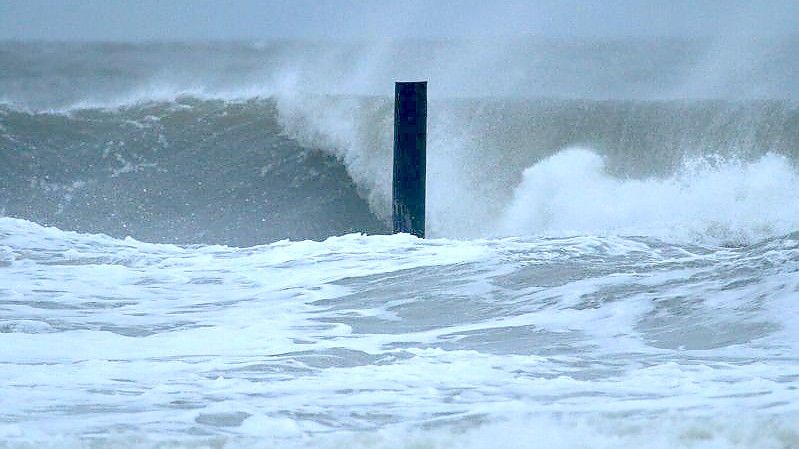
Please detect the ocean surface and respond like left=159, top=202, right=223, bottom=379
left=1, top=40, right=798, bottom=448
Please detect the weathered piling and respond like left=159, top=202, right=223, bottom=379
left=392, top=81, right=427, bottom=238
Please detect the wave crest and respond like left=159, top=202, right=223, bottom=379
left=501, top=148, right=799, bottom=244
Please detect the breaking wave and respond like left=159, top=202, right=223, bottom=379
left=2, top=41, right=799, bottom=245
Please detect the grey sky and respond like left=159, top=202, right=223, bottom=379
left=1, top=0, right=798, bottom=41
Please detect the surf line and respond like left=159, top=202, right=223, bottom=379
left=392, top=81, right=427, bottom=238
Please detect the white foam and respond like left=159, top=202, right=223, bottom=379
left=500, top=148, right=799, bottom=244
left=1, top=218, right=798, bottom=443
left=0, top=414, right=796, bottom=448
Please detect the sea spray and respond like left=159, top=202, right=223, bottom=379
left=500, top=148, right=799, bottom=244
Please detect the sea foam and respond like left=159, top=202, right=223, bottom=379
left=500, top=148, right=799, bottom=244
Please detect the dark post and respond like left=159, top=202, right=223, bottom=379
left=393, top=81, right=427, bottom=238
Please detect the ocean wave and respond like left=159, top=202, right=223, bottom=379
left=2, top=39, right=799, bottom=244
left=500, top=148, right=799, bottom=245
left=3, top=95, right=799, bottom=244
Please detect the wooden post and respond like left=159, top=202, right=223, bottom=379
left=392, top=81, right=427, bottom=238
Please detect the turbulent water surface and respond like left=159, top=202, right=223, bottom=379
left=1, top=40, right=798, bottom=448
